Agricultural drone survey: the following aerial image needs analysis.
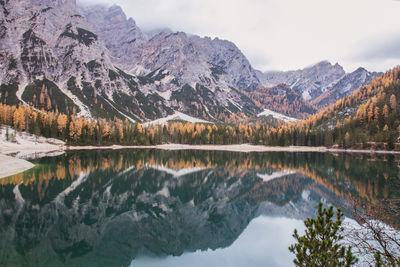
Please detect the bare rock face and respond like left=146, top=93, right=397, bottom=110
left=256, top=61, right=380, bottom=109
left=0, top=1, right=261, bottom=122
left=80, top=4, right=146, bottom=65
left=0, top=1, right=262, bottom=122
left=0, top=0, right=169, bottom=121
left=79, top=4, right=265, bottom=121
left=81, top=5, right=261, bottom=92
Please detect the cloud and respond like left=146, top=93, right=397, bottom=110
left=343, top=31, right=400, bottom=71
left=78, top=0, right=400, bottom=72
left=354, top=34, right=400, bottom=61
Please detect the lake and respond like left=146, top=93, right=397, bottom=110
left=0, top=150, right=399, bottom=267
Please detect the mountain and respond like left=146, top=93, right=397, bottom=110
left=81, top=4, right=261, bottom=92
left=256, top=61, right=380, bottom=109
left=306, top=66, right=400, bottom=149
left=0, top=0, right=261, bottom=123
left=265, top=66, right=400, bottom=149
left=256, top=61, right=346, bottom=101
left=312, top=67, right=381, bottom=108
left=0, top=0, right=177, bottom=122
left=81, top=4, right=263, bottom=121
left=0, top=1, right=381, bottom=123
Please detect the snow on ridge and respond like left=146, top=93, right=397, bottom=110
left=102, top=98, right=136, bottom=123
left=143, top=111, right=211, bottom=127
left=257, top=109, right=298, bottom=123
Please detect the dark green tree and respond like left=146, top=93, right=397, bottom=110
left=289, top=202, right=358, bottom=267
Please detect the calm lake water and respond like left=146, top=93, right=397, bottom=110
left=0, top=150, right=399, bottom=267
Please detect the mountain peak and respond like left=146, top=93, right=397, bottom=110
left=315, top=60, right=331, bottom=66
left=354, top=66, right=367, bottom=72
left=106, top=4, right=127, bottom=21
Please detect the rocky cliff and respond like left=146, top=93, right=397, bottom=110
left=0, top=1, right=262, bottom=123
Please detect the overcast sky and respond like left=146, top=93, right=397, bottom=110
left=78, top=0, right=400, bottom=73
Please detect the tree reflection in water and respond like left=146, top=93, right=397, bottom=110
left=0, top=150, right=398, bottom=266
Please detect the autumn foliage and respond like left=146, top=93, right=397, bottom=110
left=266, top=66, right=400, bottom=149
left=1, top=67, right=399, bottom=149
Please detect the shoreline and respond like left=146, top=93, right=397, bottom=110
left=65, top=143, right=400, bottom=154
left=2, top=143, right=399, bottom=179
left=0, top=126, right=65, bottom=179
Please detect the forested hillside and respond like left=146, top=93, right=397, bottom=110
left=265, top=66, right=400, bottom=149
left=245, top=84, right=317, bottom=119
left=1, top=67, right=399, bottom=149
left=0, top=103, right=276, bottom=146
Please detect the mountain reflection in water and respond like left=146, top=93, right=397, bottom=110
left=0, top=150, right=398, bottom=267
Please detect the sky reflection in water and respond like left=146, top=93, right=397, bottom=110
left=133, top=216, right=305, bottom=267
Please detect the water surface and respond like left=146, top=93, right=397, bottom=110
left=0, top=150, right=398, bottom=267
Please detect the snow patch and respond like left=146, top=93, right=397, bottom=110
left=156, top=186, right=170, bottom=198
left=341, top=83, right=352, bottom=93
left=16, top=82, right=29, bottom=106
left=157, top=90, right=172, bottom=101
left=302, top=90, right=311, bottom=101
left=143, top=111, right=211, bottom=127
left=58, top=83, right=92, bottom=119
left=228, top=99, right=243, bottom=112
left=301, top=190, right=310, bottom=201
left=202, top=104, right=218, bottom=121
left=0, top=126, right=65, bottom=159
left=257, top=170, right=296, bottom=183
left=290, top=78, right=300, bottom=89
left=161, top=74, right=175, bottom=84
left=257, top=109, right=298, bottom=123
left=132, top=65, right=149, bottom=76
left=102, top=98, right=136, bottom=123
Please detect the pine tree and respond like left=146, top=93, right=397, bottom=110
left=383, top=104, right=389, bottom=120
left=368, top=104, right=374, bottom=123
left=289, top=202, right=358, bottom=267
left=390, top=94, right=397, bottom=111
left=57, top=114, right=68, bottom=137
left=374, top=106, right=380, bottom=124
